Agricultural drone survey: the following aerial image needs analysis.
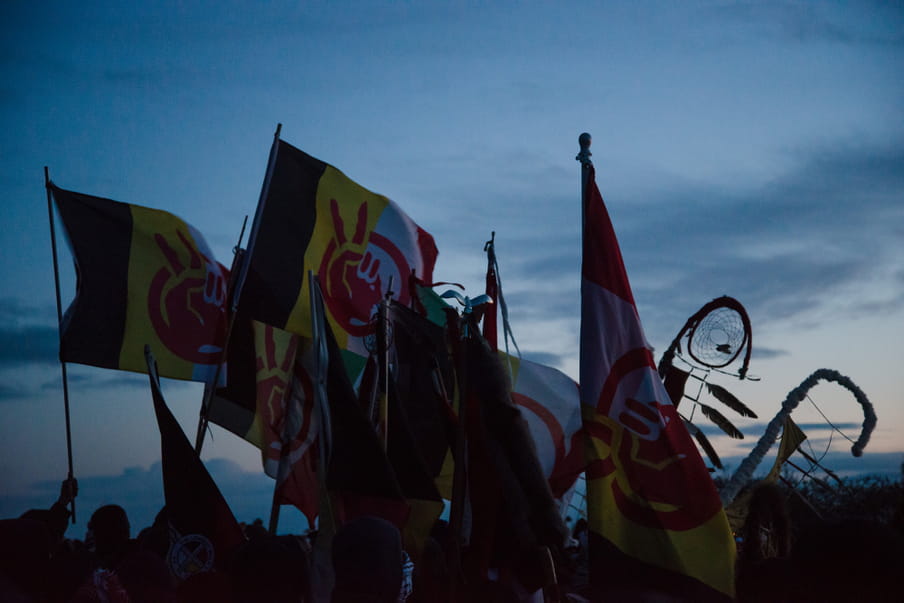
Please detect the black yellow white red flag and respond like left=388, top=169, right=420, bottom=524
left=238, top=140, right=438, bottom=358
left=580, top=165, right=735, bottom=601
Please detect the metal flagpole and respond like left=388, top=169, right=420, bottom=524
left=45, top=167, right=77, bottom=523
left=195, top=123, right=282, bottom=452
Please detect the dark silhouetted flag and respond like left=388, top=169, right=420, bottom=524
left=580, top=165, right=735, bottom=601
left=357, top=301, right=450, bottom=556
left=320, top=315, right=409, bottom=528
left=50, top=184, right=228, bottom=382
left=144, top=346, right=244, bottom=580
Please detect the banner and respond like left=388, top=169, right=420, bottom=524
left=506, top=355, right=583, bottom=498
left=51, top=184, right=227, bottom=382
left=145, top=346, right=244, bottom=580
left=579, top=165, right=735, bottom=600
left=239, top=140, right=438, bottom=357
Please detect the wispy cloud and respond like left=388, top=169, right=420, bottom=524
left=0, top=325, right=58, bottom=366
left=750, top=347, right=790, bottom=360
left=695, top=421, right=864, bottom=438
left=490, top=138, right=904, bottom=351
left=521, top=351, right=566, bottom=368
left=719, top=449, right=903, bottom=480
left=703, top=2, right=904, bottom=47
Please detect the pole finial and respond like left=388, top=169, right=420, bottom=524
left=577, top=132, right=593, bottom=165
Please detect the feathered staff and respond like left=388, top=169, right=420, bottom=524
left=720, top=368, right=876, bottom=506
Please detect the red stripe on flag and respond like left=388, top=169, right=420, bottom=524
left=582, top=166, right=634, bottom=305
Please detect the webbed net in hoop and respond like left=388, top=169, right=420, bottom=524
left=687, top=306, right=747, bottom=368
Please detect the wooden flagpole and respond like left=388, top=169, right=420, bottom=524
left=45, top=167, right=77, bottom=523
left=195, top=123, right=282, bottom=452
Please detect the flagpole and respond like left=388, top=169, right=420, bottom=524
left=482, top=232, right=498, bottom=350
left=577, top=132, right=593, bottom=204
left=446, top=312, right=468, bottom=597
left=45, top=167, right=77, bottom=523
left=577, top=130, right=592, bottom=395
left=195, top=123, right=282, bottom=452
left=376, top=280, right=393, bottom=445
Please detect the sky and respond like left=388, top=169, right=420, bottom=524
left=1, top=1, right=902, bottom=536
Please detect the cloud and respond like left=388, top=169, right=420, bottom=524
left=719, top=449, right=904, bottom=481
left=429, top=136, right=904, bottom=362
left=750, top=347, right=790, bottom=360
left=0, top=299, right=61, bottom=373
left=0, top=298, right=57, bottom=325
left=521, top=351, right=566, bottom=368
left=703, top=2, right=904, bottom=47
left=0, top=325, right=59, bottom=366
left=0, top=383, right=28, bottom=402
left=695, top=420, right=863, bottom=437
left=508, top=139, right=904, bottom=347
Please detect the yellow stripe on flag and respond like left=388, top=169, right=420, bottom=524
left=584, top=407, right=736, bottom=597
left=121, top=205, right=225, bottom=381
left=284, top=165, right=389, bottom=349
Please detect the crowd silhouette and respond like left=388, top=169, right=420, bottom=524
left=3, top=475, right=904, bottom=602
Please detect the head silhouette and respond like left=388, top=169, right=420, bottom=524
left=87, top=505, right=131, bottom=566
left=331, top=516, right=403, bottom=603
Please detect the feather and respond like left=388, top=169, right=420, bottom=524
left=705, top=382, right=758, bottom=418
left=699, top=403, right=744, bottom=439
left=684, top=419, right=723, bottom=469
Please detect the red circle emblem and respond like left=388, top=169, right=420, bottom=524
left=318, top=199, right=413, bottom=338
left=587, top=348, right=720, bottom=530
left=148, top=230, right=227, bottom=365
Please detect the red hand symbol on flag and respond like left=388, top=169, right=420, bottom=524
left=320, top=199, right=411, bottom=338
left=589, top=350, right=721, bottom=530
left=149, top=230, right=227, bottom=365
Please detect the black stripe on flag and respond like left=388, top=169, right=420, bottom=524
left=240, top=141, right=326, bottom=329
left=51, top=185, right=131, bottom=370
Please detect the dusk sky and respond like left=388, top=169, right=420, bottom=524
left=2, top=1, right=902, bottom=536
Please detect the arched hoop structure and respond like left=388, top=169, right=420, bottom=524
left=720, top=368, right=876, bottom=506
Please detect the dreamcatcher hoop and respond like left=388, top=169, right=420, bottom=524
left=659, top=295, right=752, bottom=379
left=687, top=303, right=748, bottom=368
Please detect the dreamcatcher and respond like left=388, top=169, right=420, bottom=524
left=657, top=296, right=757, bottom=470
left=658, top=295, right=753, bottom=379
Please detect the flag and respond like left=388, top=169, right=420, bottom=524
left=579, top=165, right=735, bottom=600
left=360, top=301, right=449, bottom=558
left=386, top=300, right=456, bottom=486
left=239, top=139, right=438, bottom=357
left=144, top=346, right=244, bottom=580
left=451, top=326, right=568, bottom=595
left=506, top=355, right=583, bottom=499
left=320, top=310, right=410, bottom=528
left=764, top=416, right=807, bottom=483
left=50, top=184, right=228, bottom=382
left=246, top=321, right=320, bottom=525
